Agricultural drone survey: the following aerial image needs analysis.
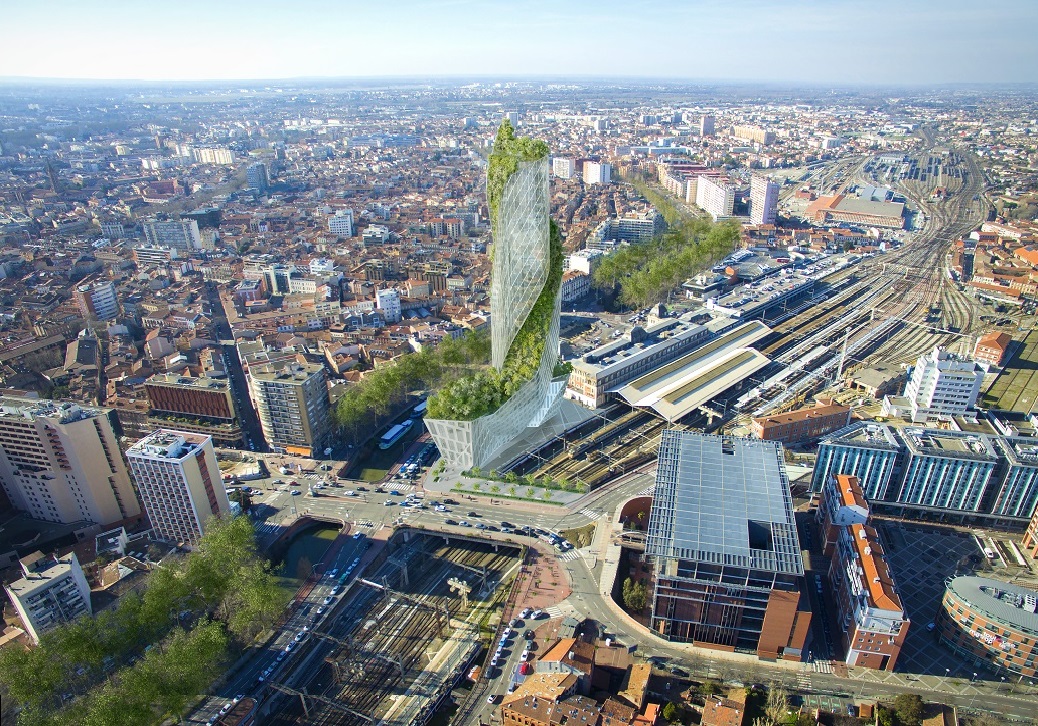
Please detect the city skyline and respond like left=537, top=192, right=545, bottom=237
left=2, top=0, right=1037, bottom=85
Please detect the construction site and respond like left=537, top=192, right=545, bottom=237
left=264, top=530, right=522, bottom=726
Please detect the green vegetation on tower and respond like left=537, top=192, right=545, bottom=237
left=486, top=119, right=549, bottom=230
left=427, top=219, right=565, bottom=421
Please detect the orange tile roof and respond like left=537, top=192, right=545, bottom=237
left=849, top=523, right=902, bottom=612
left=837, top=474, right=868, bottom=510
left=977, top=331, right=1011, bottom=350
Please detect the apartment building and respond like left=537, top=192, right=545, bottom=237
left=142, top=219, right=202, bottom=251
left=126, top=430, right=230, bottom=544
left=552, top=157, right=576, bottom=179
left=816, top=474, right=909, bottom=671
left=695, top=175, right=736, bottom=220
left=144, top=373, right=242, bottom=446
left=901, top=346, right=984, bottom=422
left=246, top=162, right=269, bottom=193
left=328, top=208, right=354, bottom=237
left=937, top=576, right=1038, bottom=678
left=0, top=396, right=141, bottom=527
left=4, top=550, right=92, bottom=643
left=750, top=175, right=780, bottom=226
left=73, top=279, right=119, bottom=322
left=583, top=161, right=611, bottom=185
left=248, top=362, right=331, bottom=457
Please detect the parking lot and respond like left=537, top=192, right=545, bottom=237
left=878, top=521, right=989, bottom=677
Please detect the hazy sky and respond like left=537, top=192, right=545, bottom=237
left=3, top=0, right=1036, bottom=85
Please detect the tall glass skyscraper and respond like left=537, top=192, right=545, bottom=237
left=426, top=123, right=568, bottom=469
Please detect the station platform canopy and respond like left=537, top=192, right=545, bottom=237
left=615, top=321, right=772, bottom=422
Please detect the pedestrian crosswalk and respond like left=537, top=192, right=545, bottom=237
left=637, top=484, right=656, bottom=496
left=810, top=660, right=834, bottom=674
left=382, top=481, right=414, bottom=492
left=796, top=673, right=812, bottom=689
left=576, top=507, right=602, bottom=520
left=556, top=548, right=580, bottom=562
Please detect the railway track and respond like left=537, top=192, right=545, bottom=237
left=267, top=538, right=519, bottom=726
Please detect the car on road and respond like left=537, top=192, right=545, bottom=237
left=524, top=630, right=535, bottom=640
left=670, top=666, right=689, bottom=677
left=520, top=608, right=532, bottom=619
left=285, top=643, right=294, bottom=653
left=327, top=569, right=339, bottom=578
left=316, top=606, right=326, bottom=615
left=384, top=500, right=395, bottom=506
left=232, top=695, right=243, bottom=705
left=475, top=523, right=486, bottom=529
left=444, top=519, right=458, bottom=526
left=435, top=505, right=448, bottom=512
left=467, top=511, right=480, bottom=517
left=353, top=532, right=364, bottom=540
left=323, top=596, right=334, bottom=606
left=487, top=694, right=499, bottom=704
left=500, top=521, right=514, bottom=528
left=291, top=490, right=301, bottom=496
left=459, top=521, right=472, bottom=527
left=443, top=498, right=459, bottom=505
left=294, top=631, right=305, bottom=642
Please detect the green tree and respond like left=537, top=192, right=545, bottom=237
left=542, top=490, right=553, bottom=501
left=508, top=485, right=517, bottom=497
left=489, top=484, right=501, bottom=495
left=877, top=706, right=896, bottom=726
left=893, top=694, right=924, bottom=726
left=662, top=701, right=682, bottom=722
left=621, top=577, right=647, bottom=611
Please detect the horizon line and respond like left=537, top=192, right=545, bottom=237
left=1, top=74, right=1036, bottom=90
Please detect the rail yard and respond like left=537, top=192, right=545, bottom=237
left=263, top=534, right=521, bottom=726
left=505, top=137, right=996, bottom=487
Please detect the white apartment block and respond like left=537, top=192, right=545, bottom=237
left=695, top=175, right=735, bottom=220
left=904, top=346, right=984, bottom=423
left=328, top=209, right=354, bottom=237
left=74, top=279, right=119, bottom=321
left=248, top=362, right=331, bottom=457
left=191, top=146, right=235, bottom=165
left=583, top=161, right=611, bottom=185
left=376, top=287, right=401, bottom=323
left=4, top=550, right=92, bottom=643
left=553, top=157, right=576, bottom=179
left=0, top=397, right=141, bottom=527
left=142, top=219, right=202, bottom=251
left=750, top=175, right=780, bottom=226
left=126, top=430, right=230, bottom=545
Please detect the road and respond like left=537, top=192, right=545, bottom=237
left=204, top=282, right=266, bottom=452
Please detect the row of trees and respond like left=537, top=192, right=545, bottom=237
left=0, top=517, right=287, bottom=726
left=333, top=329, right=491, bottom=438
left=592, top=218, right=741, bottom=311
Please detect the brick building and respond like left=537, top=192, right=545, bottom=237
left=751, top=401, right=851, bottom=445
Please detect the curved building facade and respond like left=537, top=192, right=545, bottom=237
left=936, top=575, right=1038, bottom=677
left=426, top=139, right=567, bottom=469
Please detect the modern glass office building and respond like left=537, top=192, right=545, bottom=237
left=812, top=422, right=1038, bottom=523
left=645, top=432, right=810, bottom=660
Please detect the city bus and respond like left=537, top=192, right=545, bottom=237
left=379, top=419, right=414, bottom=449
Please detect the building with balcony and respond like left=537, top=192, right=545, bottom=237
left=126, top=430, right=230, bottom=545
left=0, top=396, right=141, bottom=527
left=817, top=474, right=909, bottom=671
left=645, top=432, right=811, bottom=660
left=750, top=175, right=780, bottom=226
left=248, top=361, right=331, bottom=457
left=696, top=175, right=736, bottom=221
left=4, top=550, right=92, bottom=643
left=144, top=373, right=242, bottom=446
left=73, top=278, right=119, bottom=322
left=142, top=219, right=202, bottom=251
left=901, top=346, right=984, bottom=423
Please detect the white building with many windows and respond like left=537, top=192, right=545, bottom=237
left=902, top=346, right=984, bottom=423
left=583, top=161, right=611, bottom=185
left=696, top=175, right=736, bottom=220
left=328, top=209, right=354, bottom=237
left=4, top=550, right=92, bottom=643
left=750, top=175, right=780, bottom=225
left=126, top=430, right=230, bottom=545
left=0, top=396, right=141, bottom=527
